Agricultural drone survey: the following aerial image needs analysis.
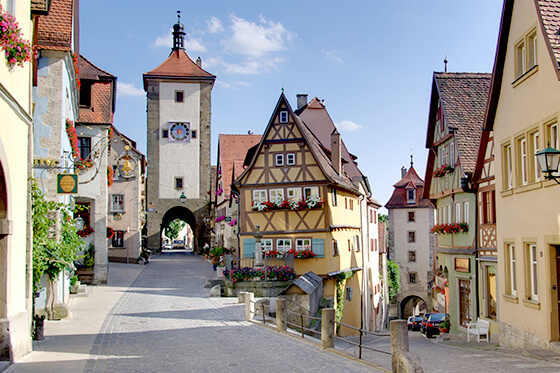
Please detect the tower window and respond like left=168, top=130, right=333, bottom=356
left=279, top=111, right=288, bottom=123
left=175, top=91, right=184, bottom=103
left=175, top=177, right=183, bottom=189
left=191, top=130, right=196, bottom=139
left=162, top=130, right=169, bottom=138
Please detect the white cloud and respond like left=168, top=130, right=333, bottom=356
left=223, top=15, right=295, bottom=57
left=322, top=48, right=343, bottom=64
left=154, top=29, right=207, bottom=52
left=207, top=16, right=224, bottom=33
left=216, top=80, right=251, bottom=89
left=117, top=82, right=144, bottom=97
left=206, top=56, right=285, bottom=75
left=335, top=120, right=363, bottom=132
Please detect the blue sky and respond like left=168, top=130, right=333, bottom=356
left=80, top=1, right=504, bottom=212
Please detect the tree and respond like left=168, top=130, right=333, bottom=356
left=32, top=180, right=83, bottom=319
left=379, top=214, right=388, bottom=223
left=387, top=259, right=401, bottom=302
left=165, top=219, right=186, bottom=239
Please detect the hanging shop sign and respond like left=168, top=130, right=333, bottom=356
left=57, top=173, right=78, bottom=194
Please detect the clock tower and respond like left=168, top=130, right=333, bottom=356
left=143, top=12, right=216, bottom=250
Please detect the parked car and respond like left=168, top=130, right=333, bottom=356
left=407, top=316, right=414, bottom=330
left=425, top=313, right=450, bottom=338
left=411, top=315, right=423, bottom=331
left=420, top=313, right=433, bottom=334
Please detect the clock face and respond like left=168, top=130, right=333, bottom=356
left=169, top=122, right=189, bottom=142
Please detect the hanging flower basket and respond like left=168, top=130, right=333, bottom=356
left=252, top=197, right=324, bottom=212
left=0, top=5, right=33, bottom=68
left=432, top=164, right=454, bottom=178
left=431, top=222, right=468, bottom=234
left=106, top=227, right=115, bottom=239
left=77, top=226, right=94, bottom=237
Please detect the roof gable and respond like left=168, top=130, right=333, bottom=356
left=143, top=50, right=215, bottom=90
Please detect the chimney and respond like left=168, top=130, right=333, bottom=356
left=401, top=166, right=407, bottom=178
left=196, top=57, right=202, bottom=67
left=297, top=94, right=308, bottom=110
left=331, top=129, right=342, bottom=175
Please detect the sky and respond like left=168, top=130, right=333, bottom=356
left=79, top=1, right=504, bottom=213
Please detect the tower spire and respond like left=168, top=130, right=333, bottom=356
left=172, top=10, right=186, bottom=51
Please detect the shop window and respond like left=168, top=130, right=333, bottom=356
left=112, top=231, right=125, bottom=248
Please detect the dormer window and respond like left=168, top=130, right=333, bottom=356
left=407, top=188, right=415, bottom=204
left=80, top=80, right=93, bottom=108
left=279, top=111, right=288, bottom=123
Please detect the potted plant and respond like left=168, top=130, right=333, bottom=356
left=438, top=319, right=450, bottom=333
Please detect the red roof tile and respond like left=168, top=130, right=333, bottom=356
left=385, top=166, right=433, bottom=209
left=537, top=0, right=560, bottom=68
left=36, top=0, right=74, bottom=51
left=143, top=50, right=215, bottom=89
left=218, top=135, right=262, bottom=199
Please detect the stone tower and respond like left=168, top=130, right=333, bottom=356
left=143, top=12, right=216, bottom=250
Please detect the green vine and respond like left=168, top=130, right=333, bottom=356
left=387, top=260, right=401, bottom=302
left=32, top=180, right=84, bottom=294
left=335, top=270, right=355, bottom=333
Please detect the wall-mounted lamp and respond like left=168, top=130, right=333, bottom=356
left=180, top=192, right=187, bottom=203
left=535, top=144, right=560, bottom=185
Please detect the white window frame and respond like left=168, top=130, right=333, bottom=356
left=455, top=202, right=461, bottom=223
left=354, top=235, right=360, bottom=252
left=303, top=186, right=319, bottom=199
left=506, top=144, right=513, bottom=189
left=406, top=188, right=415, bottom=203
left=332, top=239, right=339, bottom=256
left=449, top=141, right=455, bottom=167
left=463, top=201, right=469, bottom=224
left=269, top=189, right=284, bottom=203
left=277, top=239, right=292, bottom=253
left=533, top=132, right=540, bottom=182
left=252, top=189, right=267, bottom=203
left=529, top=244, right=538, bottom=301
left=286, top=153, right=296, bottom=165
left=509, top=244, right=517, bottom=297
left=279, top=111, right=288, bottom=123
left=296, top=238, right=311, bottom=251
left=447, top=204, right=452, bottom=225
left=331, top=188, right=337, bottom=206
left=110, top=194, right=125, bottom=212
left=521, top=138, right=528, bottom=185
left=275, top=154, right=284, bottom=166
left=261, top=239, right=273, bottom=253
left=287, top=188, right=302, bottom=202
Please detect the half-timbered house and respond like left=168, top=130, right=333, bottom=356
left=234, top=93, right=369, bottom=333
left=424, top=72, right=491, bottom=336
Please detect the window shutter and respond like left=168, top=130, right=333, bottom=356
left=243, top=238, right=256, bottom=258
left=312, top=238, right=325, bottom=258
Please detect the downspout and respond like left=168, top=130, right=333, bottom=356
left=358, top=192, right=366, bottom=332
left=230, top=185, right=241, bottom=258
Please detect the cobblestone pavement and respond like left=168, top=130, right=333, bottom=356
left=6, top=252, right=378, bottom=373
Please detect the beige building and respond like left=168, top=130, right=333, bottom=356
left=0, top=0, right=35, bottom=361
left=486, top=0, right=560, bottom=350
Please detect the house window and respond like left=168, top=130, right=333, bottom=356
left=504, top=144, right=512, bottom=189
left=175, top=177, right=183, bottom=189
left=482, top=191, right=496, bottom=224
left=348, top=239, right=351, bottom=251
left=303, top=186, right=319, bottom=199
left=459, top=280, right=472, bottom=327
left=345, top=287, right=353, bottom=301
left=463, top=201, right=469, bottom=224
left=408, top=250, right=416, bottom=262
left=455, top=203, right=461, bottom=223
left=515, top=29, right=537, bottom=80
left=296, top=238, right=311, bottom=252
left=75, top=202, right=91, bottom=229
left=112, top=231, right=125, bottom=248
left=287, top=188, right=302, bottom=202
left=261, top=239, right=273, bottom=253
left=354, top=235, right=360, bottom=252
left=279, top=111, right=288, bottom=123
left=286, top=153, right=296, bottom=165
left=269, top=189, right=284, bottom=203
left=447, top=205, right=452, bottom=224
left=526, top=243, right=538, bottom=301
left=408, top=211, right=415, bottom=222
left=449, top=141, right=455, bottom=167
left=252, top=189, right=267, bottom=203
left=275, top=154, right=284, bottom=166
left=546, top=122, right=559, bottom=177
left=162, top=129, right=169, bottom=138
left=437, top=101, right=444, bottom=132
left=79, top=81, right=92, bottom=107
left=110, top=194, right=124, bottom=212
left=349, top=199, right=354, bottom=210
left=408, top=272, right=417, bottom=284
left=277, top=239, right=292, bottom=253
left=374, top=239, right=378, bottom=251
left=485, top=266, right=497, bottom=320
left=175, top=90, right=184, bottom=103
left=519, top=137, right=528, bottom=185
left=408, top=231, right=415, bottom=243
left=506, top=243, right=517, bottom=297
left=78, top=137, right=91, bottom=160
left=332, top=239, right=339, bottom=256
left=331, top=188, right=337, bottom=206
left=407, top=189, right=415, bottom=204
left=515, top=40, right=526, bottom=79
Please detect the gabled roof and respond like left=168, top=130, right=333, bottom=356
left=77, top=55, right=116, bottom=125
left=297, top=97, right=362, bottom=179
left=143, top=50, right=216, bottom=90
left=79, top=55, right=114, bottom=81
left=427, top=73, right=491, bottom=174
left=385, top=166, right=433, bottom=209
left=235, top=93, right=360, bottom=194
left=217, top=134, right=262, bottom=199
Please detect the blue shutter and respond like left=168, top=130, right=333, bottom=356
left=243, top=239, right=256, bottom=258
left=312, top=238, right=325, bottom=258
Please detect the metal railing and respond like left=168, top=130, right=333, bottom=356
left=333, top=320, right=391, bottom=359
left=285, top=309, right=322, bottom=339
left=225, top=254, right=294, bottom=272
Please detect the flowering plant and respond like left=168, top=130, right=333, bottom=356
left=432, top=164, right=454, bottom=178
left=106, top=227, right=115, bottom=239
left=77, top=226, right=94, bottom=237
left=65, top=119, right=94, bottom=171
left=224, top=266, right=296, bottom=283
left=287, top=248, right=317, bottom=259
left=252, top=196, right=324, bottom=212
left=71, top=52, right=80, bottom=88
left=431, top=222, right=468, bottom=234
left=0, top=5, right=33, bottom=67
left=107, top=166, right=114, bottom=186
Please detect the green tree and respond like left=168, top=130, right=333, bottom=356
left=379, top=214, right=388, bottom=223
left=32, top=180, right=83, bottom=318
left=387, top=259, right=401, bottom=302
left=165, top=219, right=186, bottom=239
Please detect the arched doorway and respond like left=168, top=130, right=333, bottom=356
left=160, top=207, right=197, bottom=250
left=0, top=161, right=10, bottom=359
left=400, top=295, right=427, bottom=318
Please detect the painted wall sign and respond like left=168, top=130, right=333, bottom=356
left=34, top=158, right=60, bottom=168
left=455, top=257, right=470, bottom=273
left=57, top=174, right=78, bottom=194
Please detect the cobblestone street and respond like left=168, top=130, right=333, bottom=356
left=6, top=252, right=560, bottom=373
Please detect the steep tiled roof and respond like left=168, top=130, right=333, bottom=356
left=218, top=135, right=262, bottom=199
left=78, top=56, right=116, bottom=125
left=435, top=73, right=491, bottom=174
left=537, top=0, right=560, bottom=68
left=31, top=0, right=50, bottom=14
left=36, top=0, right=74, bottom=51
left=143, top=50, right=215, bottom=89
left=79, top=55, right=114, bottom=81
left=385, top=166, right=433, bottom=209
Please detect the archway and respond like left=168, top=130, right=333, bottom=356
left=400, top=295, right=427, bottom=318
left=160, top=206, right=197, bottom=251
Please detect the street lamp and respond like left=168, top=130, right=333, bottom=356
left=535, top=145, right=560, bottom=185
left=75, top=216, right=84, bottom=231
left=253, top=225, right=263, bottom=267
left=179, top=192, right=187, bottom=203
